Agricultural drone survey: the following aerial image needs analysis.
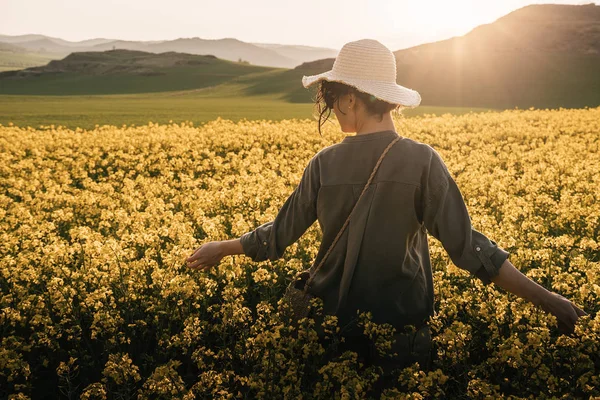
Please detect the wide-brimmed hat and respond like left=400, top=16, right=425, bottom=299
left=302, top=39, right=421, bottom=108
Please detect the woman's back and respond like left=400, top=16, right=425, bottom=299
left=310, top=130, right=435, bottom=332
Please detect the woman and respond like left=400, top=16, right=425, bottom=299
left=185, top=39, right=587, bottom=377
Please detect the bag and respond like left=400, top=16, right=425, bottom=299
left=283, top=136, right=402, bottom=323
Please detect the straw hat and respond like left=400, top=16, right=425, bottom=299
left=302, top=39, right=421, bottom=108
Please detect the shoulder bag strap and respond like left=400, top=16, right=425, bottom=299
left=303, top=135, right=402, bottom=293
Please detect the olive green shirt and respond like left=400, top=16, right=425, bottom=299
left=240, top=129, right=510, bottom=331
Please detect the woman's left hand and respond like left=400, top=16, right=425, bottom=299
left=186, top=241, right=224, bottom=271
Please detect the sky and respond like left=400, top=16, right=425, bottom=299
left=1, top=0, right=598, bottom=51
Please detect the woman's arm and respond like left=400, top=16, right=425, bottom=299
left=185, top=238, right=244, bottom=270
left=220, top=238, right=244, bottom=257
left=418, top=146, right=588, bottom=334
left=187, top=153, right=321, bottom=270
left=490, top=258, right=588, bottom=333
left=489, top=258, right=551, bottom=307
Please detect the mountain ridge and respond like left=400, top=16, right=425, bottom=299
left=0, top=34, right=338, bottom=69
left=1, top=3, right=599, bottom=109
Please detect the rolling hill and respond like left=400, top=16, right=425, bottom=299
left=0, top=34, right=338, bottom=69
left=1, top=3, right=599, bottom=110
left=0, top=49, right=280, bottom=95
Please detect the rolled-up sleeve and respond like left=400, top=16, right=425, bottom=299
left=239, top=154, right=321, bottom=262
left=420, top=146, right=510, bottom=285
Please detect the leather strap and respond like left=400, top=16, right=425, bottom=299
left=302, top=135, right=402, bottom=293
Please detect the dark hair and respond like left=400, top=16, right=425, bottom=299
left=312, top=80, right=404, bottom=136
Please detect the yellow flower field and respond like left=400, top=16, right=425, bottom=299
left=1, top=107, right=599, bottom=399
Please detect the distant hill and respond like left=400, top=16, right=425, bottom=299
left=0, top=34, right=115, bottom=52
left=0, top=42, right=26, bottom=52
left=88, top=38, right=296, bottom=68
left=0, top=34, right=113, bottom=71
left=0, top=34, right=338, bottom=69
left=0, top=34, right=70, bottom=45
left=250, top=42, right=340, bottom=67
left=4, top=50, right=223, bottom=75
left=0, top=49, right=279, bottom=95
left=1, top=3, right=599, bottom=109
left=8, top=38, right=71, bottom=54
left=296, top=3, right=600, bottom=109
left=0, top=40, right=57, bottom=72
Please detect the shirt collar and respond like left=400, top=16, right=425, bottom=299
left=341, top=130, right=400, bottom=143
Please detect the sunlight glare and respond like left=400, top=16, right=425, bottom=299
left=384, top=0, right=496, bottom=38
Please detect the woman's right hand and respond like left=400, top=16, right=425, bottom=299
left=538, top=292, right=588, bottom=334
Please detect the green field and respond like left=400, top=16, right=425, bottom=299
left=0, top=92, right=498, bottom=129
left=0, top=47, right=596, bottom=129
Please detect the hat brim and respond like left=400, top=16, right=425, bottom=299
left=302, top=70, right=421, bottom=108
